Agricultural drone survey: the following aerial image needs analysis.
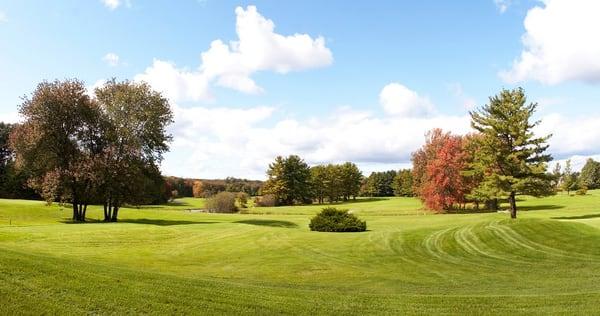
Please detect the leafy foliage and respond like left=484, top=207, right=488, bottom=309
left=579, top=159, right=600, bottom=190
left=361, top=170, right=397, bottom=197
left=262, top=155, right=312, bottom=205
left=205, top=191, right=238, bottom=213
left=392, top=169, right=413, bottom=197
left=309, top=207, right=366, bottom=232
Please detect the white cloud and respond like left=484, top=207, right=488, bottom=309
left=379, top=83, right=435, bottom=117
left=0, top=111, right=20, bottom=123
left=101, top=0, right=121, bottom=10
left=494, top=0, right=511, bottom=13
left=102, top=53, right=120, bottom=67
left=448, top=83, right=477, bottom=110
left=135, top=5, right=333, bottom=102
left=536, top=113, right=600, bottom=157
left=135, top=59, right=212, bottom=102
left=0, top=11, right=7, bottom=23
left=161, top=82, right=473, bottom=179
left=500, top=0, right=600, bottom=84
left=160, top=81, right=600, bottom=179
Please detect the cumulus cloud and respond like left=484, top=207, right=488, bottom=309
left=102, top=53, right=120, bottom=67
left=135, top=5, right=333, bottom=102
left=161, top=82, right=473, bottom=179
left=379, top=83, right=435, bottom=117
left=500, top=0, right=600, bottom=84
left=163, top=103, right=471, bottom=179
left=161, top=80, right=600, bottom=179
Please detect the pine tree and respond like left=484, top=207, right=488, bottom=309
left=470, top=88, right=553, bottom=219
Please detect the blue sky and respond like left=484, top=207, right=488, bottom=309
left=1, top=0, right=599, bottom=179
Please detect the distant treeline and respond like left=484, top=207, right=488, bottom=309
left=164, top=176, right=263, bottom=199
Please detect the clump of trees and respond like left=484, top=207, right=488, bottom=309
left=0, top=122, right=39, bottom=199
left=261, top=155, right=363, bottom=205
left=309, top=207, right=366, bottom=232
left=412, top=88, right=554, bottom=218
left=9, top=79, right=173, bottom=222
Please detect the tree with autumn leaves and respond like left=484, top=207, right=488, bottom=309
left=413, top=88, right=554, bottom=218
left=10, top=79, right=173, bottom=222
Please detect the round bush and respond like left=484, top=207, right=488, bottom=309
left=309, top=207, right=366, bottom=232
left=206, top=192, right=238, bottom=213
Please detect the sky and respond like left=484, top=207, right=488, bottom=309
left=0, top=0, right=599, bottom=179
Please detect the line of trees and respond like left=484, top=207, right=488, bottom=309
left=163, top=176, right=263, bottom=200
left=553, top=158, right=600, bottom=194
left=412, top=88, right=554, bottom=218
left=360, top=169, right=414, bottom=197
left=261, top=156, right=363, bottom=205
left=8, top=79, right=173, bottom=222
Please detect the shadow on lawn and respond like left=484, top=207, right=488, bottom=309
left=519, top=204, right=565, bottom=212
left=62, top=218, right=217, bottom=226
left=235, top=219, right=298, bottom=228
left=552, top=213, right=600, bottom=220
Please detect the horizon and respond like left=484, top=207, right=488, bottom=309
left=1, top=0, right=599, bottom=179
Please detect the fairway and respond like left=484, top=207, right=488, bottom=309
left=1, top=192, right=600, bottom=314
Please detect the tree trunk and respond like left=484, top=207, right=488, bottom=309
left=82, top=204, right=87, bottom=222
left=508, top=192, right=517, bottom=219
left=72, top=199, right=79, bottom=221
left=103, top=203, right=108, bottom=221
left=111, top=206, right=119, bottom=222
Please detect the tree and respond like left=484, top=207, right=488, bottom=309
left=192, top=180, right=204, bottom=198
left=470, top=88, right=553, bottom=219
left=551, top=162, right=562, bottom=190
left=310, top=165, right=328, bottom=204
left=361, top=170, right=396, bottom=197
left=9, top=79, right=102, bottom=221
left=392, top=169, right=413, bottom=197
left=339, top=162, right=362, bottom=200
left=579, top=158, right=600, bottom=189
left=412, top=130, right=467, bottom=211
left=561, top=160, right=578, bottom=194
left=262, top=155, right=312, bottom=205
left=94, top=79, right=173, bottom=222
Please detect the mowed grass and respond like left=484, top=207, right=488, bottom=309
left=1, top=192, right=600, bottom=314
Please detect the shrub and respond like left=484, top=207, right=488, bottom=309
left=255, top=194, right=277, bottom=207
left=206, top=192, right=238, bottom=213
left=309, top=207, right=366, bottom=232
left=576, top=187, right=588, bottom=196
left=237, top=192, right=249, bottom=208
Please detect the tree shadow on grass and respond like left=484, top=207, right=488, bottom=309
left=119, top=218, right=219, bottom=226
left=519, top=204, right=565, bottom=212
left=552, top=213, right=600, bottom=220
left=235, top=219, right=298, bottom=228
left=62, top=218, right=217, bottom=226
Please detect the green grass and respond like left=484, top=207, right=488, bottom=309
left=1, top=192, right=600, bottom=314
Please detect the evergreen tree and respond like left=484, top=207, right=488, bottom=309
left=262, top=155, right=312, bottom=205
left=561, top=160, right=578, bottom=194
left=470, top=88, right=553, bottom=219
left=392, top=169, right=414, bottom=197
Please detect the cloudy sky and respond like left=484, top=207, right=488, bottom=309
left=0, top=0, right=599, bottom=179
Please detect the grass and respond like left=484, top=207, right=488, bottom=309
left=1, top=191, right=600, bottom=314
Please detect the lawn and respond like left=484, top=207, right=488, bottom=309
left=1, top=192, right=600, bottom=314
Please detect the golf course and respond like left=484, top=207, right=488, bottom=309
left=1, top=192, right=599, bottom=314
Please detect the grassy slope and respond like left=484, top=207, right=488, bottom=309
left=1, top=192, right=600, bottom=314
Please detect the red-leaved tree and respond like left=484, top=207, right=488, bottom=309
left=412, top=129, right=469, bottom=211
